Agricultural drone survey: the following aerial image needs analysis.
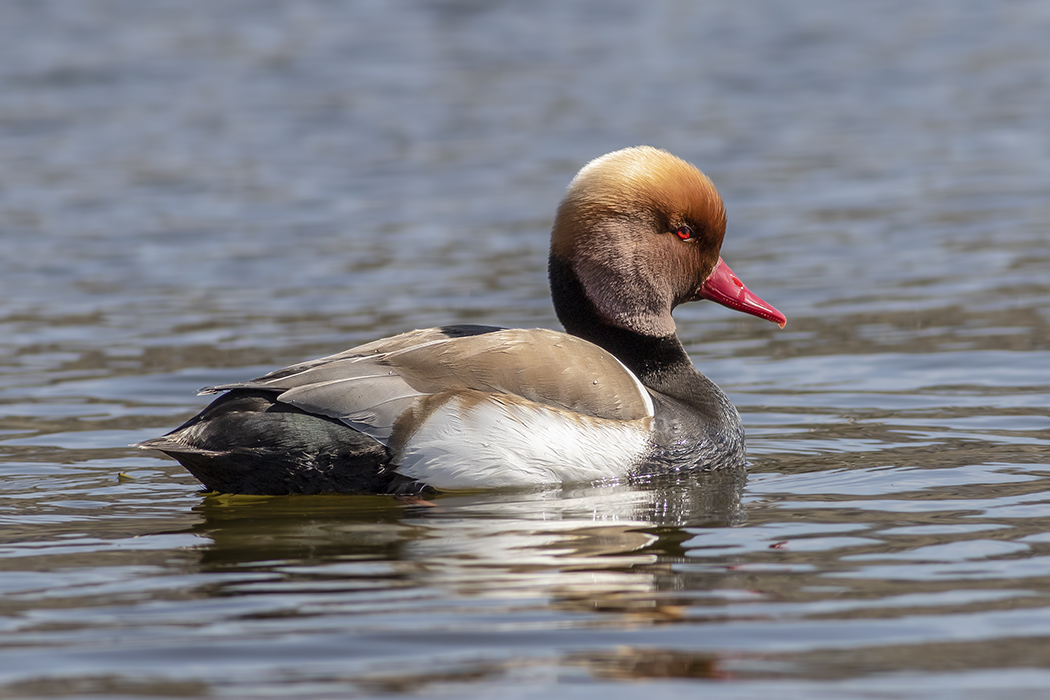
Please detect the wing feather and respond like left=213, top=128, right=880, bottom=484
left=200, top=326, right=652, bottom=447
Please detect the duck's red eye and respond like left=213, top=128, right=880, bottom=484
left=675, top=225, right=695, bottom=241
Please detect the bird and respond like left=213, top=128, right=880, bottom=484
left=135, top=146, right=786, bottom=495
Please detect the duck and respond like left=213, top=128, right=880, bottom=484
left=136, top=146, right=786, bottom=495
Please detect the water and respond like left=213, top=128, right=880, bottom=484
left=2, top=1, right=1049, bottom=697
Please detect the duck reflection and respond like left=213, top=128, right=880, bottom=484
left=184, top=469, right=746, bottom=611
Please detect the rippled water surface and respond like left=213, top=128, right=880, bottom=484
left=2, top=1, right=1049, bottom=698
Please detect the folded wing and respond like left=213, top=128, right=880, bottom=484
left=205, top=324, right=654, bottom=446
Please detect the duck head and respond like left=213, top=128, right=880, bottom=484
left=549, top=146, right=786, bottom=338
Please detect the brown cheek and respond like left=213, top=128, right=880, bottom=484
left=665, top=241, right=701, bottom=305
left=686, top=249, right=719, bottom=302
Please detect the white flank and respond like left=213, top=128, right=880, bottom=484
left=394, top=395, right=653, bottom=490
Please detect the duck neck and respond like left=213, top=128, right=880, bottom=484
left=550, top=253, right=743, bottom=462
left=549, top=253, right=710, bottom=399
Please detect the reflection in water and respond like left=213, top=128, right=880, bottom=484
left=164, top=472, right=750, bottom=692
left=571, top=647, right=727, bottom=681
left=189, top=470, right=746, bottom=595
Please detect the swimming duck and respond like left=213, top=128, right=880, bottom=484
left=136, top=146, right=785, bottom=494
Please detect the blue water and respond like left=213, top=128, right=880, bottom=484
left=2, top=1, right=1049, bottom=698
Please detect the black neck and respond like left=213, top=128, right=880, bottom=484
left=549, top=254, right=707, bottom=399
left=549, top=253, right=743, bottom=462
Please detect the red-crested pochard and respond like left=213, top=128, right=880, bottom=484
left=137, top=147, right=785, bottom=494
